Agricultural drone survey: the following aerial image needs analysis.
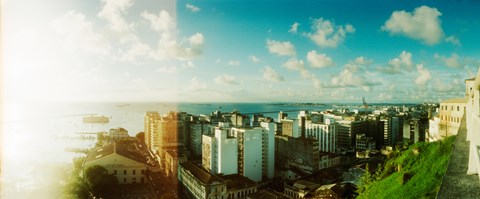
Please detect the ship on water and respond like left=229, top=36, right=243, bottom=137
left=82, top=114, right=109, bottom=124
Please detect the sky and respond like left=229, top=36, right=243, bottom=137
left=2, top=0, right=480, bottom=103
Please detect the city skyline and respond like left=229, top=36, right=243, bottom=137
left=3, top=0, right=480, bottom=103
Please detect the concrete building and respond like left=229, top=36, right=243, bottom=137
left=381, top=116, right=400, bottom=146
left=438, top=98, right=467, bottom=137
left=318, top=152, right=341, bottom=170
left=178, top=162, right=227, bottom=199
left=428, top=116, right=441, bottom=142
left=275, top=135, right=319, bottom=174
left=465, top=72, right=480, bottom=177
left=304, top=120, right=337, bottom=153
left=337, top=120, right=363, bottom=150
left=190, top=121, right=211, bottom=157
left=108, top=127, right=129, bottom=140
left=284, top=180, right=321, bottom=199
left=83, top=143, right=147, bottom=184
left=202, top=121, right=275, bottom=182
left=355, top=134, right=376, bottom=151
left=281, top=119, right=300, bottom=138
left=144, top=112, right=161, bottom=153
left=164, top=150, right=187, bottom=177
left=219, top=174, right=258, bottom=199
left=202, top=123, right=238, bottom=176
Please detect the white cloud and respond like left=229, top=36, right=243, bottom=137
left=186, top=4, right=201, bottom=13
left=344, top=56, right=372, bottom=73
left=51, top=11, right=110, bottom=55
left=282, top=58, right=305, bottom=71
left=142, top=10, right=175, bottom=33
left=263, top=66, right=285, bottom=82
left=377, top=51, right=413, bottom=74
left=266, top=39, right=296, bottom=56
left=415, top=64, right=431, bottom=86
left=214, top=74, right=238, bottom=85
left=188, top=77, right=207, bottom=90
left=289, top=22, right=300, bottom=33
left=353, top=56, right=373, bottom=65
left=445, top=35, right=461, bottom=46
left=325, top=68, right=381, bottom=89
left=445, top=36, right=462, bottom=46
left=156, top=66, right=177, bottom=74
left=306, top=18, right=355, bottom=48
left=306, top=50, right=335, bottom=68
left=189, top=33, right=204, bottom=46
left=98, top=0, right=135, bottom=42
left=121, top=42, right=151, bottom=61
left=249, top=55, right=260, bottom=63
left=434, top=53, right=462, bottom=68
left=182, top=61, right=195, bottom=68
left=381, top=6, right=444, bottom=45
left=227, top=60, right=240, bottom=66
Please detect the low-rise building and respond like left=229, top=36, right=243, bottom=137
left=178, top=161, right=227, bottom=199
left=83, top=142, right=147, bottom=184
left=284, top=180, right=321, bottom=199
left=164, top=150, right=187, bottom=177
left=219, top=174, right=258, bottom=199
left=108, top=127, right=129, bottom=140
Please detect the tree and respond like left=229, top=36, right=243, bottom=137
left=84, top=165, right=119, bottom=199
left=136, top=132, right=145, bottom=144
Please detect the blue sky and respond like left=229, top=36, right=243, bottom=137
left=3, top=0, right=480, bottom=103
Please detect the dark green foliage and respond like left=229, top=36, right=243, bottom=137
left=136, top=132, right=145, bottom=143
left=85, top=165, right=120, bottom=199
left=357, top=136, right=455, bottom=199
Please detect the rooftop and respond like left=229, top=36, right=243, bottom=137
left=247, top=190, right=289, bottom=199
left=180, top=161, right=225, bottom=185
left=441, top=98, right=467, bottom=104
left=84, top=142, right=146, bottom=165
left=218, top=174, right=257, bottom=190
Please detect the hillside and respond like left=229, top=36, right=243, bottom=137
left=357, top=136, right=456, bottom=199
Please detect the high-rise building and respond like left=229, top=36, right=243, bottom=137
left=337, top=120, right=363, bottom=150
left=144, top=112, right=160, bottom=153
left=202, top=122, right=275, bottom=182
left=189, top=121, right=211, bottom=157
left=281, top=119, right=300, bottom=138
left=381, top=116, right=400, bottom=146
left=304, top=120, right=337, bottom=153
left=202, top=123, right=238, bottom=176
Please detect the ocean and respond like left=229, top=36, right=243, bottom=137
left=1, top=102, right=332, bottom=198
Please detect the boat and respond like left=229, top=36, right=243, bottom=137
left=83, top=114, right=109, bottom=124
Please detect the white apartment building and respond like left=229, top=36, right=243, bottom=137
left=304, top=119, right=337, bottom=153
left=202, top=122, right=275, bottom=182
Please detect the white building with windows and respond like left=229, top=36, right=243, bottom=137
left=304, top=119, right=337, bottom=153
left=202, top=122, right=275, bottom=182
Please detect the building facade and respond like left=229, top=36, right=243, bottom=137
left=304, top=120, right=337, bottom=153
left=178, top=162, right=227, bottom=199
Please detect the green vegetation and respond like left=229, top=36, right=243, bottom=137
left=357, top=136, right=456, bottom=199
left=63, top=157, right=120, bottom=199
left=63, top=156, right=89, bottom=199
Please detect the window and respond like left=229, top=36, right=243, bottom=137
left=113, top=170, right=117, bottom=175
left=124, top=170, right=127, bottom=175
left=133, top=170, right=136, bottom=175
left=457, top=106, right=460, bottom=111
left=132, top=178, right=136, bottom=183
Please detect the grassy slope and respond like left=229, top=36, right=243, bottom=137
left=358, top=136, right=456, bottom=199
